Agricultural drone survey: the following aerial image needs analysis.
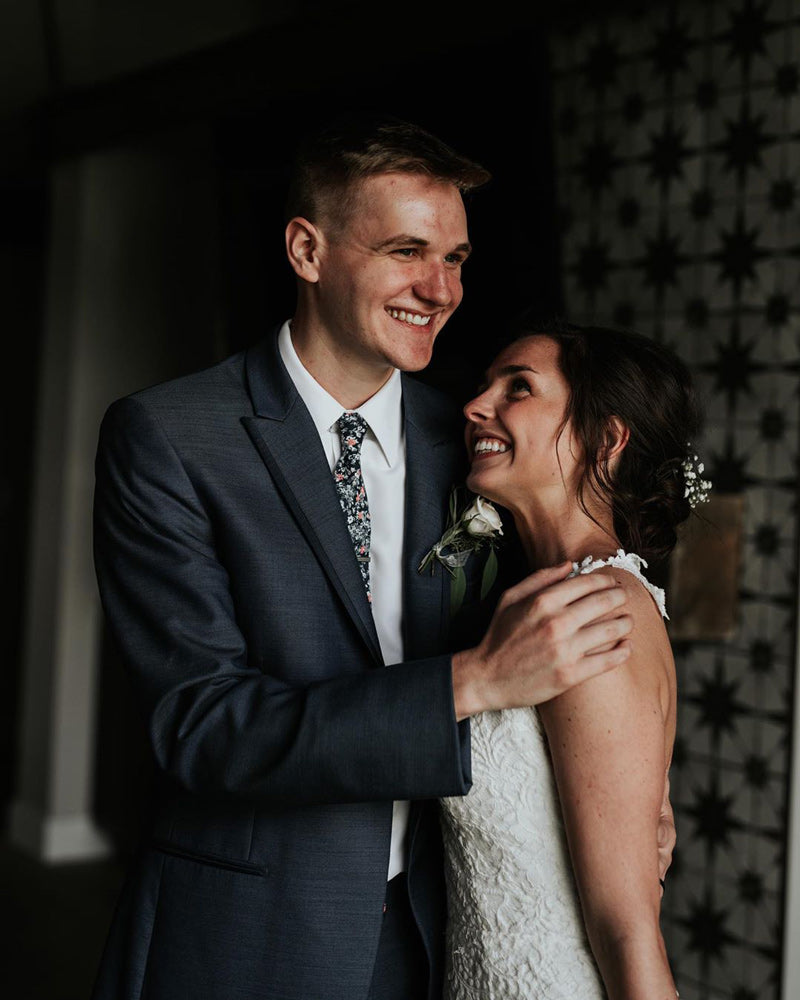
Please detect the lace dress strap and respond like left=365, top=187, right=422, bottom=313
left=569, top=549, right=669, bottom=619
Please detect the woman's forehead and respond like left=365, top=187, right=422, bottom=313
left=488, top=335, right=560, bottom=375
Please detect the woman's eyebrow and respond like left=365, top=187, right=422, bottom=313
left=477, top=364, right=540, bottom=391
left=496, top=364, right=539, bottom=376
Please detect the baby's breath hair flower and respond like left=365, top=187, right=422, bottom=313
left=682, top=446, right=712, bottom=508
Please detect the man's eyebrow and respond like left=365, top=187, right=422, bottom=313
left=373, top=235, right=473, bottom=256
left=374, top=235, right=429, bottom=251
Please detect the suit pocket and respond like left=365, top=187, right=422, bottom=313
left=140, top=845, right=278, bottom=999
left=151, top=839, right=267, bottom=876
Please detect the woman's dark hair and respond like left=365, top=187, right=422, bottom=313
left=507, top=316, right=703, bottom=567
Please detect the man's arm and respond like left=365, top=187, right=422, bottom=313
left=95, top=396, right=472, bottom=805
left=95, top=396, right=632, bottom=807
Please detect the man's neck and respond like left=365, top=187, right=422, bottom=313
left=289, top=316, right=394, bottom=410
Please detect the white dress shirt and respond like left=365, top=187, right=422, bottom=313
left=278, top=321, right=410, bottom=879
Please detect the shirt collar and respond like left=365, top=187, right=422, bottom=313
left=278, top=321, right=403, bottom=468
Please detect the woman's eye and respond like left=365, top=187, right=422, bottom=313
left=510, top=377, right=531, bottom=395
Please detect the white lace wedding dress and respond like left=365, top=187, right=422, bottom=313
left=440, top=551, right=668, bottom=999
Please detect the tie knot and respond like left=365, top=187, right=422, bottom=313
left=337, top=411, right=368, bottom=452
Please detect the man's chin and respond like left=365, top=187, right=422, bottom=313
left=392, top=345, right=436, bottom=373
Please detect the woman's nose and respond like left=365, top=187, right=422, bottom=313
left=463, top=389, right=494, bottom=424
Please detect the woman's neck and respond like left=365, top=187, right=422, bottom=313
left=511, top=493, right=620, bottom=572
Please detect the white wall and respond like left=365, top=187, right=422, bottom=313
left=10, top=125, right=222, bottom=861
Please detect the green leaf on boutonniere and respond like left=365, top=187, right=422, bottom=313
left=450, top=566, right=467, bottom=616
left=480, top=546, right=498, bottom=601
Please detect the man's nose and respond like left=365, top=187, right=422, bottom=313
left=415, top=261, right=456, bottom=305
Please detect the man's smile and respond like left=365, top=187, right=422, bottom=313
left=385, top=307, right=433, bottom=327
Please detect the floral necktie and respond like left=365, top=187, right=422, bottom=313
left=333, top=411, right=371, bottom=602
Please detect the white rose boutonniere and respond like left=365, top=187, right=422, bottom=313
left=463, top=496, right=504, bottom=537
left=418, top=488, right=504, bottom=614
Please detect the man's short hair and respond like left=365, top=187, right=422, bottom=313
left=285, top=114, right=491, bottom=230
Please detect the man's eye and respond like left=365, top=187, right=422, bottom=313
left=393, top=248, right=416, bottom=257
left=444, top=253, right=465, bottom=265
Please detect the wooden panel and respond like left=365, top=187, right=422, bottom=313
left=667, top=494, right=744, bottom=642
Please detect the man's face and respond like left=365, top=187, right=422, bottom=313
left=313, top=172, right=471, bottom=375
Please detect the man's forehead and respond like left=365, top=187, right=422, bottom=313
left=349, top=171, right=465, bottom=211
left=356, top=169, right=464, bottom=193
left=342, top=172, right=469, bottom=236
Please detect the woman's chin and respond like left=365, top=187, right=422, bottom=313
left=465, top=468, right=482, bottom=493
left=466, top=469, right=503, bottom=505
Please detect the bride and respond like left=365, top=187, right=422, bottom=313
left=441, top=320, right=704, bottom=999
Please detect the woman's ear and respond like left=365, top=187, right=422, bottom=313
left=285, top=216, right=324, bottom=283
left=605, top=416, right=630, bottom=466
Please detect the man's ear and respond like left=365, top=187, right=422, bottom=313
left=605, top=416, right=630, bottom=466
left=285, top=217, right=324, bottom=282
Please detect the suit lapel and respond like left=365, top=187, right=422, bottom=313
left=401, top=375, right=466, bottom=661
left=242, top=333, right=383, bottom=665
left=402, top=380, right=469, bottom=890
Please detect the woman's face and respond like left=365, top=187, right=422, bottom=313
left=463, top=335, right=582, bottom=512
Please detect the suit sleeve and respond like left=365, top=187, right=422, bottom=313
left=94, top=396, right=471, bottom=805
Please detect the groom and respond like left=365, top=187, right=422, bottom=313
left=92, top=117, right=641, bottom=1000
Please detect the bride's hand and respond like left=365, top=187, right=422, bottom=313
left=451, top=562, right=633, bottom=719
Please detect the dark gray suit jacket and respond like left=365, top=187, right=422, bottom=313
left=91, top=330, right=476, bottom=1000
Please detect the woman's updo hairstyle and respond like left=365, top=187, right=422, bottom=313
left=506, top=316, right=703, bottom=567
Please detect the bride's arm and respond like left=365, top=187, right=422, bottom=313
left=537, top=574, right=677, bottom=1000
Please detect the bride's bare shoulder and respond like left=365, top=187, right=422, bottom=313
left=584, top=563, right=668, bottom=636
left=540, top=562, right=675, bottom=738
left=586, top=563, right=675, bottom=701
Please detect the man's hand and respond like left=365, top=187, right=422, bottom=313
left=657, top=771, right=676, bottom=895
left=451, top=562, right=632, bottom=720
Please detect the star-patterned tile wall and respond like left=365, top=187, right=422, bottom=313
left=549, top=1, right=798, bottom=997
